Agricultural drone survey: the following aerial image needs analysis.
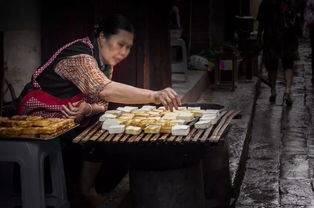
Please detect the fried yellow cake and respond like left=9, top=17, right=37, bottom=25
left=125, top=126, right=142, bottom=135
left=0, top=116, right=75, bottom=138
left=144, top=125, right=161, bottom=134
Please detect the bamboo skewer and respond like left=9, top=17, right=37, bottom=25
left=98, top=131, right=109, bottom=142
left=210, top=111, right=240, bottom=142
left=132, top=132, right=145, bottom=143
left=200, top=125, right=213, bottom=142
left=192, top=129, right=204, bottom=142
left=74, top=121, right=101, bottom=143
left=112, top=133, right=123, bottom=142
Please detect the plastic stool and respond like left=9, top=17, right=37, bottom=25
left=0, top=138, right=69, bottom=208
left=171, top=38, right=188, bottom=81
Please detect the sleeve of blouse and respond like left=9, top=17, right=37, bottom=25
left=54, top=54, right=111, bottom=103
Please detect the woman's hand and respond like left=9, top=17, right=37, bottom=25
left=153, top=87, right=181, bottom=111
left=61, top=100, right=92, bottom=119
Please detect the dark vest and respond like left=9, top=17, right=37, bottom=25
left=18, top=38, right=109, bottom=102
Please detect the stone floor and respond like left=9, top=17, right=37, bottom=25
left=236, top=38, right=314, bottom=207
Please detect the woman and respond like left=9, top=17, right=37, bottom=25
left=257, top=0, right=300, bottom=105
left=17, top=14, right=181, bottom=207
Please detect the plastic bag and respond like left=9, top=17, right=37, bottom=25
left=188, top=55, right=209, bottom=71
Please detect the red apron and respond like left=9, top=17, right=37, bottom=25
left=18, top=37, right=94, bottom=122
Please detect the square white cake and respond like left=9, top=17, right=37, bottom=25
left=108, top=124, right=125, bottom=134
left=172, top=124, right=190, bottom=136
left=141, top=105, right=156, bottom=111
left=199, top=115, right=218, bottom=124
left=177, top=112, right=194, bottom=122
left=102, top=119, right=121, bottom=130
left=188, top=107, right=201, bottom=110
left=99, top=113, right=117, bottom=121
left=194, top=120, right=211, bottom=129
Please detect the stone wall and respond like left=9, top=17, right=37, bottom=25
left=0, top=0, right=40, bottom=102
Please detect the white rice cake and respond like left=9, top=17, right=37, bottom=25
left=99, top=113, right=117, bottom=121
left=177, top=106, right=187, bottom=110
left=125, top=126, right=142, bottom=135
left=108, top=124, right=125, bottom=134
left=199, top=115, right=218, bottom=124
left=126, top=106, right=139, bottom=112
left=152, top=109, right=164, bottom=113
left=162, top=113, right=178, bottom=120
left=158, top=106, right=166, bottom=110
left=172, top=124, right=190, bottom=136
left=141, top=105, right=156, bottom=111
left=204, top=109, right=220, bottom=116
left=117, top=106, right=138, bottom=113
left=188, top=107, right=201, bottom=110
left=177, top=112, right=194, bottom=122
left=194, top=120, right=211, bottom=129
left=105, top=110, right=122, bottom=116
left=190, top=109, right=205, bottom=117
left=144, top=124, right=161, bottom=134
left=102, top=119, right=121, bottom=130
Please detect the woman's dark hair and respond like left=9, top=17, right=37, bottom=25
left=95, top=14, right=134, bottom=38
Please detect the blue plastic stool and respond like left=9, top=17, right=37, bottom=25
left=0, top=138, right=69, bottom=208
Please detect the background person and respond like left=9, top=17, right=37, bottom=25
left=257, top=0, right=301, bottom=105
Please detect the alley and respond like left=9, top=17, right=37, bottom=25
left=236, top=39, right=314, bottom=207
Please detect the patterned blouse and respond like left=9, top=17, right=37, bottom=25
left=55, top=54, right=113, bottom=105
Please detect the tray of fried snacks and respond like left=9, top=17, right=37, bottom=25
left=73, top=104, right=240, bottom=144
left=97, top=105, right=225, bottom=136
left=0, top=115, right=77, bottom=140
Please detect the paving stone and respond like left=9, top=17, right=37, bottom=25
left=281, top=154, right=310, bottom=180
left=248, top=143, right=281, bottom=160
left=246, top=158, right=280, bottom=174
left=237, top=39, right=314, bottom=207
left=280, top=179, right=314, bottom=206
left=236, top=205, right=279, bottom=208
left=237, top=167, right=279, bottom=206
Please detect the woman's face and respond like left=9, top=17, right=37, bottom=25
left=98, top=29, right=134, bottom=66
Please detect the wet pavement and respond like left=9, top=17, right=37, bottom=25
left=197, top=78, right=258, bottom=196
left=236, top=39, right=314, bottom=207
left=90, top=39, right=313, bottom=208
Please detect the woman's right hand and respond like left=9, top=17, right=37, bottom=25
left=153, top=87, right=181, bottom=111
